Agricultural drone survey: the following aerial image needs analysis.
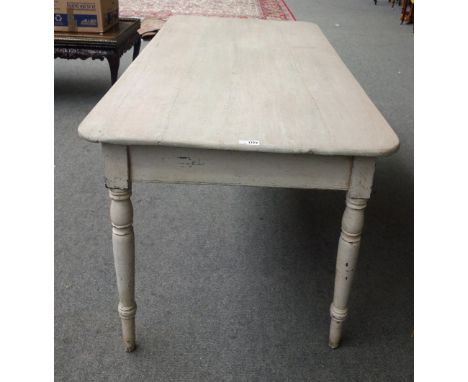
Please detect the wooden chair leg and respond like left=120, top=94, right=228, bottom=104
left=400, top=0, right=407, bottom=24
left=408, top=3, right=414, bottom=24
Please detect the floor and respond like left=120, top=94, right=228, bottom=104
left=54, top=0, right=413, bottom=380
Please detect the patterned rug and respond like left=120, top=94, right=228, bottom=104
left=119, top=0, right=295, bottom=21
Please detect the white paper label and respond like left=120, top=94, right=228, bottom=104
left=239, top=139, right=260, bottom=146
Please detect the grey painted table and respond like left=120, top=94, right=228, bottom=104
left=78, top=15, right=399, bottom=352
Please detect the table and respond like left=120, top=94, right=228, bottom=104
left=78, top=15, right=399, bottom=352
left=55, top=18, right=141, bottom=85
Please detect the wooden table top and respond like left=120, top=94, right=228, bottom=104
left=79, top=16, right=399, bottom=157
left=54, top=18, right=140, bottom=46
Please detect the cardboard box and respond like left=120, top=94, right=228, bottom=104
left=54, top=0, right=119, bottom=33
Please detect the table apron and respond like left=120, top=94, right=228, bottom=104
left=125, top=145, right=352, bottom=190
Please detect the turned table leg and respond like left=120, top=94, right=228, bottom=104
left=109, top=188, right=137, bottom=352
left=329, top=194, right=368, bottom=348
left=328, top=157, right=375, bottom=348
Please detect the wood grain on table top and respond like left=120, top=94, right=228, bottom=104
left=79, top=15, right=399, bottom=157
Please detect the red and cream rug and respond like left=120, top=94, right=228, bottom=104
left=119, top=0, right=295, bottom=21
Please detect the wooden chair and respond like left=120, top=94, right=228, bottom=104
left=400, top=0, right=414, bottom=24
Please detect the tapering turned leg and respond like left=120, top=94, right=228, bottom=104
left=109, top=188, right=137, bottom=352
left=329, top=194, right=368, bottom=349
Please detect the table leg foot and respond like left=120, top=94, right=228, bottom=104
left=328, top=194, right=367, bottom=348
left=120, top=305, right=137, bottom=352
left=329, top=306, right=346, bottom=349
left=109, top=188, right=137, bottom=352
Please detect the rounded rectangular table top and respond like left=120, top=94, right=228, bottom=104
left=78, top=15, right=399, bottom=157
